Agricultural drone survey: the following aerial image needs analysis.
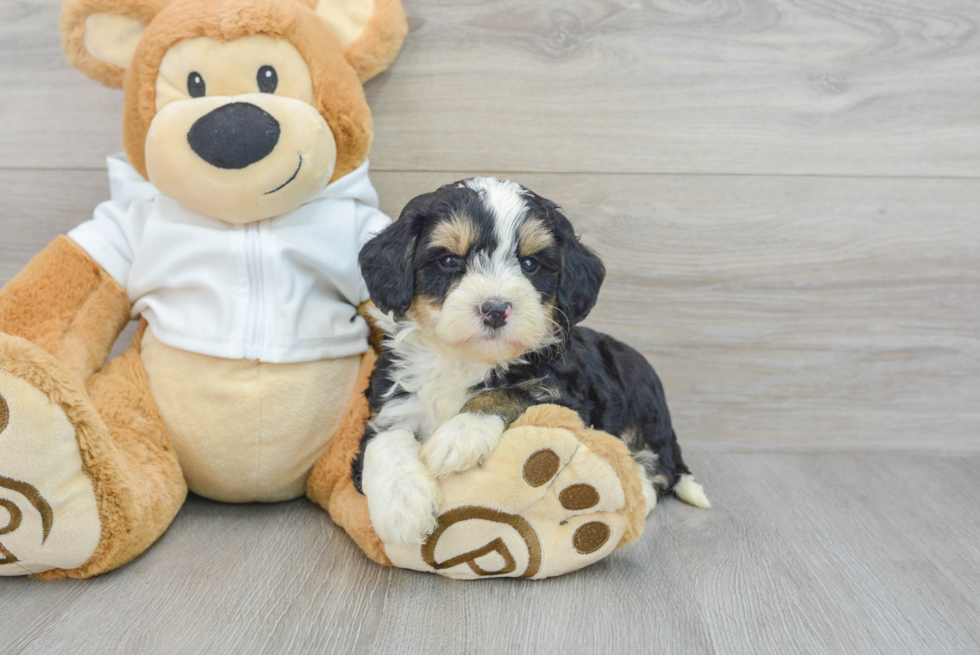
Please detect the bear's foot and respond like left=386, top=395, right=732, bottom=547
left=383, top=405, right=647, bottom=580
left=0, top=335, right=101, bottom=577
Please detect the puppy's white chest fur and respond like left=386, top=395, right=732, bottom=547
left=373, top=338, right=494, bottom=440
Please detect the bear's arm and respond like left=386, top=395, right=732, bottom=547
left=0, top=236, right=130, bottom=382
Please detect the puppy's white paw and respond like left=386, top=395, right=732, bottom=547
left=363, top=429, right=441, bottom=547
left=371, top=479, right=440, bottom=548
left=421, top=413, right=505, bottom=478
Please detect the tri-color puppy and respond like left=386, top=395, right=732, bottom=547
left=352, top=178, right=709, bottom=547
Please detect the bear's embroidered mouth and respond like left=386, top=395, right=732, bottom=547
left=264, top=153, right=303, bottom=195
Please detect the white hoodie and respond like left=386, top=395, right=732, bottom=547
left=69, top=154, right=392, bottom=364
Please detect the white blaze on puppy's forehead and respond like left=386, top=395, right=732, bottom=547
left=463, top=177, right=530, bottom=268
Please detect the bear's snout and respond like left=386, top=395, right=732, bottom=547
left=187, top=102, right=281, bottom=170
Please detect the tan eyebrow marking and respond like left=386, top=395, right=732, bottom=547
left=428, top=213, right=477, bottom=255
left=517, top=218, right=555, bottom=256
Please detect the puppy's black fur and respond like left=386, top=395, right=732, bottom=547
left=352, top=181, right=692, bottom=497
left=480, top=326, right=691, bottom=487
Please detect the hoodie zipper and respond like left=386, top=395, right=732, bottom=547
left=244, top=221, right=265, bottom=360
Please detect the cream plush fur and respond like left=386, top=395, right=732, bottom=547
left=141, top=329, right=360, bottom=503
left=0, top=370, right=101, bottom=576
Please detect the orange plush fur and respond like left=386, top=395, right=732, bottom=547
left=0, top=237, right=131, bottom=382
left=307, top=349, right=392, bottom=566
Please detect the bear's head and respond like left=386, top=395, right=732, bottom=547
left=61, top=0, right=406, bottom=222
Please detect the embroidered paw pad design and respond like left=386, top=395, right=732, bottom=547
left=0, top=392, right=55, bottom=568
left=522, top=449, right=612, bottom=555
left=383, top=423, right=632, bottom=580
left=0, top=367, right=102, bottom=577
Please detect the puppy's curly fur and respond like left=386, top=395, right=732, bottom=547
left=353, top=179, right=709, bottom=547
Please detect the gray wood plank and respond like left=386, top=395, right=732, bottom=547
left=367, top=500, right=714, bottom=655
left=0, top=496, right=716, bottom=655
left=2, top=498, right=393, bottom=655
left=3, top=0, right=980, bottom=176
left=673, top=453, right=980, bottom=654
left=2, top=454, right=979, bottom=654
left=2, top=169, right=978, bottom=452
left=0, top=0, right=124, bottom=169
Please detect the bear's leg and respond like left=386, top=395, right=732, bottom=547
left=308, top=366, right=652, bottom=579
left=307, top=351, right=392, bottom=565
left=0, top=238, right=186, bottom=578
left=0, top=327, right=187, bottom=579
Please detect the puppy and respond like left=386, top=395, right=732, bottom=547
left=352, top=178, right=709, bottom=547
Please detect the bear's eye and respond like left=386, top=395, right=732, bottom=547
left=257, top=66, right=278, bottom=94
left=187, top=72, right=206, bottom=98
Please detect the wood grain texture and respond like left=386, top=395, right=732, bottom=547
left=674, top=453, right=980, bottom=654
left=4, top=169, right=975, bottom=451
left=3, top=0, right=980, bottom=175
left=0, top=498, right=394, bottom=654
left=1, top=454, right=979, bottom=654
left=366, top=512, right=715, bottom=655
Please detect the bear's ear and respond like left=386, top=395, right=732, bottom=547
left=60, top=0, right=166, bottom=88
left=315, top=0, right=408, bottom=82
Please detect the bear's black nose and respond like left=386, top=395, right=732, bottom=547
left=187, top=102, right=280, bottom=169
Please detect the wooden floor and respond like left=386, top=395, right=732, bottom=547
left=4, top=454, right=980, bottom=654
left=2, top=0, right=979, bottom=653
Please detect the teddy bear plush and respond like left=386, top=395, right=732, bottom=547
left=0, top=0, right=647, bottom=581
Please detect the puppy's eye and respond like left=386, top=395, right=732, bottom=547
left=187, top=72, right=206, bottom=98
left=439, top=255, right=462, bottom=270
left=520, top=257, right=540, bottom=273
left=257, top=66, right=278, bottom=93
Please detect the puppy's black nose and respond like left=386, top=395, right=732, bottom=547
left=187, top=102, right=280, bottom=169
left=480, top=300, right=512, bottom=329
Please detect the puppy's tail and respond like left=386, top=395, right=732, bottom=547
left=658, top=428, right=711, bottom=509
left=673, top=474, right=711, bottom=509
left=632, top=433, right=710, bottom=510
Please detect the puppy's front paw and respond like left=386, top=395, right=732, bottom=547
left=371, top=478, right=440, bottom=548
left=363, top=429, right=441, bottom=547
left=421, top=413, right=505, bottom=478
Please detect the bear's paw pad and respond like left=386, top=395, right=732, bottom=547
left=383, top=419, right=639, bottom=580
left=0, top=360, right=101, bottom=577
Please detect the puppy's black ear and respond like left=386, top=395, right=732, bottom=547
left=554, top=210, right=605, bottom=328
left=359, top=193, right=431, bottom=317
